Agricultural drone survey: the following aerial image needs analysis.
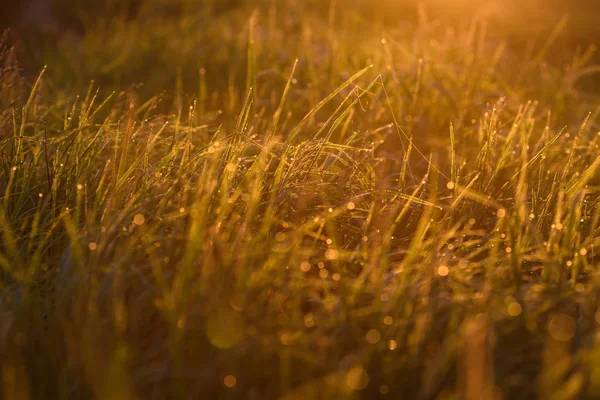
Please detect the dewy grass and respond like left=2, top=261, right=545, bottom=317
left=2, top=1, right=600, bottom=398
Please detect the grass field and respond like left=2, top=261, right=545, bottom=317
left=3, top=1, right=600, bottom=398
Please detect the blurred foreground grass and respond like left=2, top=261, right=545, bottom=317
left=3, top=1, right=600, bottom=399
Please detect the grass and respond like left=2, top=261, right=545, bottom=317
left=2, top=0, right=600, bottom=398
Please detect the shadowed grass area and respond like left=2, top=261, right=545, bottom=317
left=2, top=1, right=600, bottom=399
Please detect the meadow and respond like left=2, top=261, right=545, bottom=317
left=2, top=0, right=600, bottom=398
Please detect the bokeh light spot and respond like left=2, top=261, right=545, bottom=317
left=325, top=249, right=339, bottom=260
left=345, top=366, right=369, bottom=391
left=507, top=302, right=522, bottom=317
left=300, top=261, right=311, bottom=272
left=133, top=214, right=145, bottom=225
left=366, top=329, right=381, bottom=344
left=224, top=375, right=237, bottom=388
left=548, top=313, right=576, bottom=342
left=206, top=308, right=244, bottom=349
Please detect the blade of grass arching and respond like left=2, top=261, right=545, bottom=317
left=450, top=173, right=480, bottom=209
left=544, top=189, right=566, bottom=282
left=434, top=222, right=471, bottom=254
left=239, top=131, right=288, bottom=165
left=317, top=144, right=370, bottom=187
left=171, top=106, right=182, bottom=152
left=378, top=177, right=428, bottom=261
left=277, top=144, right=300, bottom=194
left=338, top=108, right=354, bottom=142
left=485, top=105, right=527, bottom=191
left=554, top=114, right=592, bottom=177
left=322, top=78, right=378, bottom=142
left=450, top=122, right=456, bottom=187
left=232, top=152, right=271, bottom=274
left=563, top=114, right=596, bottom=196
left=536, top=173, right=560, bottom=233
left=307, top=78, right=379, bottom=174
left=116, top=103, right=136, bottom=182
left=571, top=43, right=598, bottom=71
left=529, top=16, right=569, bottom=67
left=269, top=59, right=298, bottom=139
left=10, top=108, right=17, bottom=161
left=82, top=80, right=95, bottom=112
left=589, top=191, right=600, bottom=237
left=476, top=103, right=501, bottom=184
left=287, top=64, right=373, bottom=143
left=505, top=120, right=534, bottom=282
left=515, top=112, right=532, bottom=222
left=225, top=88, right=254, bottom=165
left=114, top=157, right=143, bottom=193
left=387, top=190, right=439, bottom=209
left=143, top=121, right=169, bottom=169
left=453, top=185, right=503, bottom=211
left=86, top=90, right=116, bottom=124
left=235, top=88, right=254, bottom=136
left=65, top=95, right=80, bottom=131
left=181, top=102, right=195, bottom=167
left=558, top=141, right=577, bottom=187
left=93, top=160, right=112, bottom=212
left=135, top=95, right=162, bottom=121
left=499, top=127, right=565, bottom=193
left=79, top=86, right=100, bottom=129
left=395, top=157, right=440, bottom=288
left=112, top=121, right=121, bottom=186
left=566, top=156, right=600, bottom=200
left=75, top=119, right=110, bottom=164
left=289, top=205, right=347, bottom=248
left=42, top=124, right=53, bottom=204
left=561, top=197, right=584, bottom=284
left=178, top=163, right=218, bottom=296
left=16, top=66, right=46, bottom=164
left=258, top=149, right=289, bottom=238
left=380, top=79, right=410, bottom=180
left=310, top=88, right=356, bottom=141
left=400, top=135, right=413, bottom=188
left=383, top=79, right=449, bottom=184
